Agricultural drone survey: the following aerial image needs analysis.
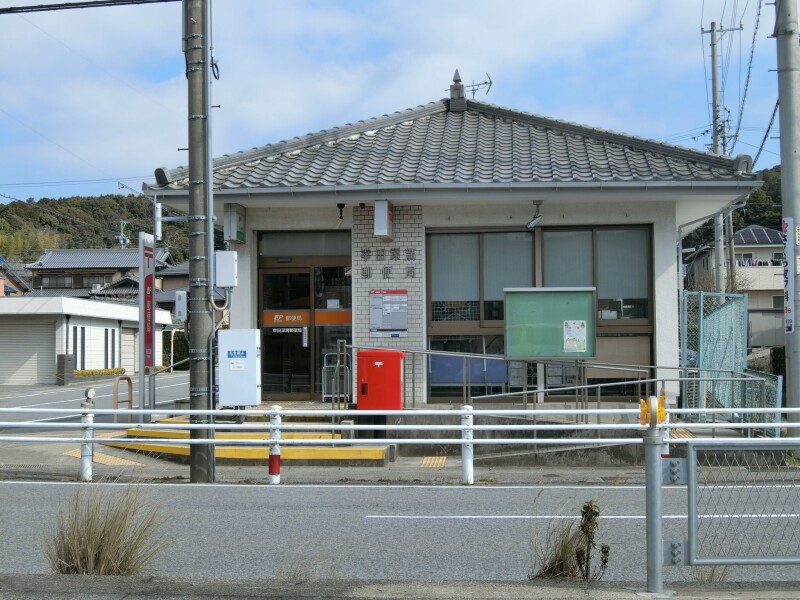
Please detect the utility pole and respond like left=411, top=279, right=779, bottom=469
left=775, top=0, right=800, bottom=437
left=704, top=21, right=743, bottom=293
left=184, top=0, right=214, bottom=482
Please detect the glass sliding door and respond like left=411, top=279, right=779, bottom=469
left=260, top=264, right=352, bottom=400
left=262, top=270, right=313, bottom=397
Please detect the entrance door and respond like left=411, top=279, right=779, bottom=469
left=261, top=265, right=352, bottom=400
left=262, top=270, right=312, bottom=398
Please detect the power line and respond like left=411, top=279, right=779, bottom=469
left=0, top=0, right=178, bottom=15
left=0, top=175, right=149, bottom=189
left=730, top=0, right=762, bottom=154
left=753, top=99, right=779, bottom=168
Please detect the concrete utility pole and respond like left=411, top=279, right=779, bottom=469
left=704, top=21, right=742, bottom=293
left=184, top=0, right=214, bottom=482
left=775, top=0, right=800, bottom=436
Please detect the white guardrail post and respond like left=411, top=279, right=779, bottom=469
left=644, top=396, right=664, bottom=594
left=80, top=388, right=96, bottom=482
left=462, top=404, right=474, bottom=485
left=269, top=405, right=281, bottom=485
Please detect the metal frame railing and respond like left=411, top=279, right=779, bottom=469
left=2, top=400, right=800, bottom=594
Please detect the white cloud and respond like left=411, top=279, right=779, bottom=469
left=0, top=0, right=781, bottom=200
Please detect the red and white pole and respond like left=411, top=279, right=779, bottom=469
left=269, top=405, right=281, bottom=485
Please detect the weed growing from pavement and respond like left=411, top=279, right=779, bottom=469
left=45, top=486, right=168, bottom=576
left=530, top=498, right=609, bottom=582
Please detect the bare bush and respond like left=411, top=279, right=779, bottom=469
left=45, top=486, right=168, bottom=576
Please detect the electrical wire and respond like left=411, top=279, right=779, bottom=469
left=0, top=0, right=178, bottom=14
left=753, top=99, right=779, bottom=168
left=730, top=0, right=762, bottom=154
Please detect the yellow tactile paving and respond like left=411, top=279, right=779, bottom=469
left=421, top=456, right=447, bottom=468
left=669, top=428, right=694, bottom=439
left=64, top=448, right=144, bottom=467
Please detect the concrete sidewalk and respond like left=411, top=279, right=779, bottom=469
left=2, top=574, right=800, bottom=600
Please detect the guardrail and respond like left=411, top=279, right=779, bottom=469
left=1, top=401, right=799, bottom=593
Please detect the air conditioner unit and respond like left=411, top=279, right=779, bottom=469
left=91, top=284, right=102, bottom=292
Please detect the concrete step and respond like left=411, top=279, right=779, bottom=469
left=103, top=426, right=393, bottom=466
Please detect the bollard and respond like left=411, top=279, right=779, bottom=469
left=269, top=405, right=281, bottom=485
left=644, top=397, right=664, bottom=594
left=80, top=388, right=96, bottom=482
left=461, top=404, right=474, bottom=485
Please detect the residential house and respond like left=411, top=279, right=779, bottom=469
left=0, top=257, right=32, bottom=296
left=147, top=73, right=761, bottom=403
left=686, top=224, right=785, bottom=347
left=24, top=248, right=172, bottom=298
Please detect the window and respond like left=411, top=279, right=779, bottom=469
left=42, top=275, right=72, bottom=288
left=773, top=252, right=785, bottom=263
left=482, top=232, right=534, bottom=320
left=430, top=234, right=479, bottom=321
left=428, top=335, right=535, bottom=399
left=543, top=227, right=650, bottom=321
left=543, top=230, right=593, bottom=287
left=429, top=232, right=533, bottom=323
left=597, top=229, right=649, bottom=319
left=773, top=295, right=785, bottom=309
left=84, top=275, right=110, bottom=287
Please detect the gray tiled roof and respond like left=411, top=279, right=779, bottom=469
left=23, top=288, right=92, bottom=298
left=158, top=261, right=188, bottom=276
left=734, top=224, right=783, bottom=246
left=150, top=99, right=756, bottom=193
left=26, top=248, right=172, bottom=270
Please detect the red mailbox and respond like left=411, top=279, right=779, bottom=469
left=357, top=349, right=405, bottom=410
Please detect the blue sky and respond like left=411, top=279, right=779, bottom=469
left=0, top=0, right=782, bottom=203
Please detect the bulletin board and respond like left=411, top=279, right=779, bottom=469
left=504, top=288, right=596, bottom=360
left=369, top=289, right=408, bottom=338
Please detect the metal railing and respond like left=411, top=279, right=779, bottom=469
left=1, top=401, right=800, bottom=593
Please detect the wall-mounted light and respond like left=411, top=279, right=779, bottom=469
left=526, top=202, right=543, bottom=230
left=336, top=203, right=345, bottom=229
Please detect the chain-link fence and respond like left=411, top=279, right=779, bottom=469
left=686, top=441, right=800, bottom=564
left=682, top=292, right=748, bottom=413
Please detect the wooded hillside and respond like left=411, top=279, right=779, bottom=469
left=0, top=195, right=188, bottom=263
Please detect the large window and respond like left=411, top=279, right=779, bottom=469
left=543, top=227, right=650, bottom=321
left=42, top=275, right=72, bottom=288
left=429, top=231, right=533, bottom=323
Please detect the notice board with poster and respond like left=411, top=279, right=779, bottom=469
left=504, top=287, right=596, bottom=360
left=369, top=289, right=408, bottom=338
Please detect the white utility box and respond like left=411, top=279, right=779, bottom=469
left=215, top=250, right=238, bottom=289
left=218, top=329, right=261, bottom=407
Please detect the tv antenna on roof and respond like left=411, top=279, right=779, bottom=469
left=465, top=73, right=492, bottom=99
left=116, top=221, right=130, bottom=249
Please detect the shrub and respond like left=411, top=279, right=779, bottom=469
left=44, top=486, right=167, bottom=576
left=531, top=499, right=609, bottom=582
left=73, top=368, right=126, bottom=377
left=163, top=329, right=189, bottom=371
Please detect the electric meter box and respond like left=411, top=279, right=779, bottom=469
left=215, top=250, right=238, bottom=289
left=218, top=329, right=261, bottom=407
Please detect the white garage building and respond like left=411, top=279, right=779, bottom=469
left=0, top=297, right=171, bottom=385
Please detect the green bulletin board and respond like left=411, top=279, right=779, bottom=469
left=504, top=288, right=596, bottom=359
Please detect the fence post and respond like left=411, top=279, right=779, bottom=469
left=269, top=405, right=281, bottom=485
left=461, top=404, right=474, bottom=485
left=80, top=388, right=96, bottom=483
left=644, top=397, right=664, bottom=594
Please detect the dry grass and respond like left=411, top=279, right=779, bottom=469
left=530, top=499, right=609, bottom=582
left=687, top=565, right=732, bottom=583
left=44, top=486, right=168, bottom=576
left=530, top=519, right=582, bottom=579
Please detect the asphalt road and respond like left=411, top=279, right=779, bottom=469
left=0, top=372, right=190, bottom=429
left=0, top=481, right=797, bottom=584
